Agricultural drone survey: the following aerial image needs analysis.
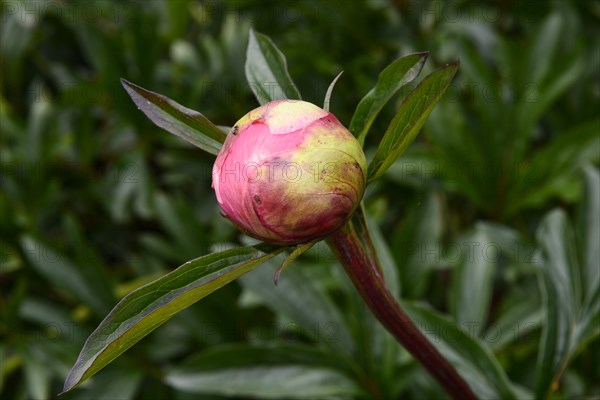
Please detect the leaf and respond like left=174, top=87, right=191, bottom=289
left=164, top=344, right=363, bottom=399
left=402, top=301, right=518, bottom=400
left=535, top=209, right=578, bottom=398
left=245, top=29, right=301, bottom=105
left=573, top=166, right=600, bottom=357
left=239, top=258, right=355, bottom=353
left=20, top=236, right=114, bottom=316
left=487, top=300, right=543, bottom=351
left=533, top=171, right=600, bottom=396
left=323, top=71, right=343, bottom=112
left=65, top=365, right=143, bottom=400
left=62, top=244, right=283, bottom=393
left=120, top=79, right=225, bottom=155
left=507, top=118, right=600, bottom=215
left=575, top=290, right=600, bottom=351
left=525, top=12, right=562, bottom=86
left=367, top=62, right=459, bottom=183
left=392, top=191, right=443, bottom=298
left=349, top=52, right=429, bottom=145
left=518, top=49, right=585, bottom=135
left=21, top=349, right=51, bottom=400
left=151, top=192, right=210, bottom=261
left=579, top=166, right=600, bottom=306
left=451, top=225, right=497, bottom=336
left=63, top=215, right=116, bottom=299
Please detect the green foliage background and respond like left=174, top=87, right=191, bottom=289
left=1, top=0, right=598, bottom=399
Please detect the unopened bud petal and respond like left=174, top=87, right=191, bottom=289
left=213, top=100, right=366, bottom=244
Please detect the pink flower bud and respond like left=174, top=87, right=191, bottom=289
left=212, top=100, right=367, bottom=244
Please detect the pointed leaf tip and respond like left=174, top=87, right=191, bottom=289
left=349, top=52, right=430, bottom=144
left=62, top=245, right=283, bottom=392
left=245, top=30, right=301, bottom=104
left=367, top=60, right=459, bottom=182
left=323, top=71, right=344, bottom=112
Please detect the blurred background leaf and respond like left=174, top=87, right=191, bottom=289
left=535, top=167, right=600, bottom=399
left=245, top=29, right=302, bottom=104
left=1, top=0, right=598, bottom=399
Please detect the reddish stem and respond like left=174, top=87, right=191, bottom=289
left=326, top=220, right=478, bottom=400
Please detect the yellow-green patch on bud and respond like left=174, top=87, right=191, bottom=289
left=212, top=100, right=366, bottom=244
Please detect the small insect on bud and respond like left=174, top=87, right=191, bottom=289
left=212, top=100, right=367, bottom=245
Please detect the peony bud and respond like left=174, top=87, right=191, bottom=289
left=212, top=100, right=367, bottom=245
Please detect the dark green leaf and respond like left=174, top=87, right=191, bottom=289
left=19, top=297, right=74, bottom=328
left=240, top=259, right=355, bottom=353
left=151, top=192, right=210, bottom=261
left=245, top=29, right=301, bottom=105
left=517, top=49, right=585, bottom=136
left=575, top=289, right=600, bottom=351
left=20, top=236, right=114, bottom=316
left=451, top=225, right=497, bottom=336
left=532, top=171, right=600, bottom=396
left=526, top=13, right=562, bottom=86
left=0, top=241, right=22, bottom=275
left=164, top=344, right=363, bottom=399
left=575, top=166, right=600, bottom=353
left=403, top=301, right=518, bottom=400
left=367, top=62, right=458, bottom=182
left=64, top=365, right=143, bottom=400
left=392, top=191, right=443, bottom=298
left=579, top=166, right=600, bottom=306
left=535, top=209, right=578, bottom=398
left=21, top=349, right=51, bottom=400
left=488, top=300, right=543, bottom=351
left=349, top=52, right=429, bottom=144
left=120, top=79, right=225, bottom=155
left=508, top=118, right=600, bottom=215
left=62, top=244, right=283, bottom=393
